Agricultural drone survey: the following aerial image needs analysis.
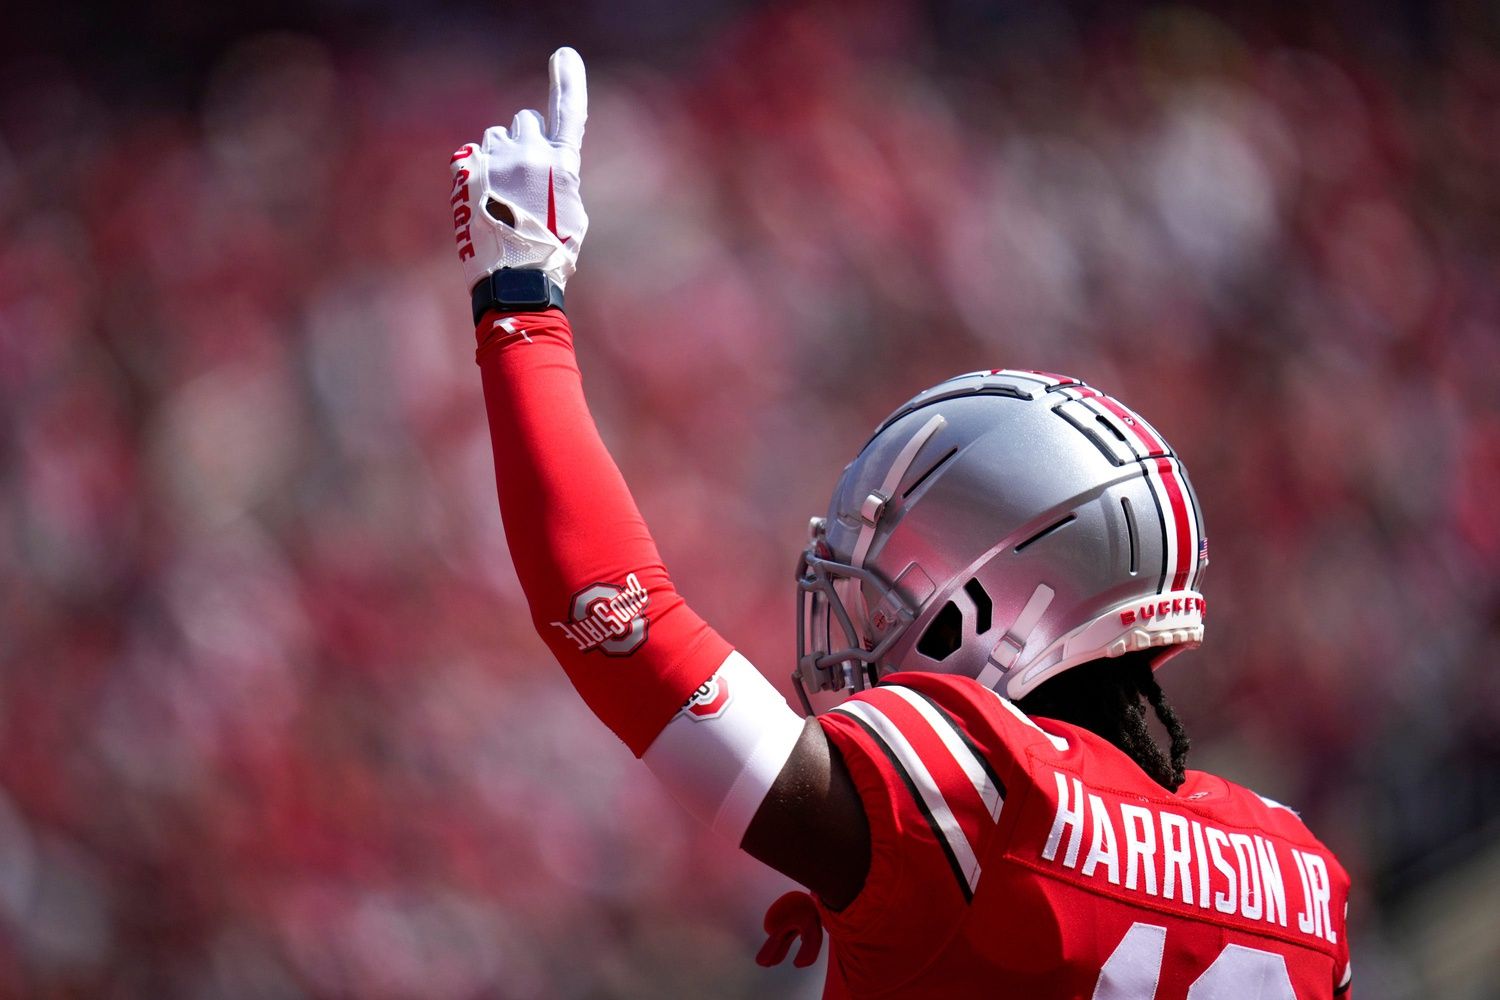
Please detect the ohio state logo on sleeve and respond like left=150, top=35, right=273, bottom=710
left=682, top=673, right=733, bottom=721
left=551, top=573, right=649, bottom=655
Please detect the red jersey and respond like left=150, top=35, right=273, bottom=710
left=814, top=672, right=1352, bottom=999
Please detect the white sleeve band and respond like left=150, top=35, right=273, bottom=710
left=642, top=650, right=805, bottom=845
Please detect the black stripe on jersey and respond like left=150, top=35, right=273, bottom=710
left=837, top=710, right=975, bottom=904
left=908, top=688, right=1007, bottom=803
left=1140, top=460, right=1170, bottom=593
left=1334, top=969, right=1352, bottom=996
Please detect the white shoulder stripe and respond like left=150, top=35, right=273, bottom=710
left=833, top=700, right=982, bottom=893
left=882, top=687, right=1003, bottom=822
left=983, top=687, right=1070, bottom=751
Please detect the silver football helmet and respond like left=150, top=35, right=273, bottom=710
left=794, top=369, right=1208, bottom=713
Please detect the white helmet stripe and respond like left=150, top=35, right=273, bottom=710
left=1076, top=394, right=1149, bottom=459
left=1142, top=457, right=1177, bottom=593
left=849, top=412, right=947, bottom=572
left=836, top=413, right=947, bottom=649
left=990, top=582, right=1056, bottom=669
left=1063, top=382, right=1198, bottom=594
left=1070, top=386, right=1169, bottom=456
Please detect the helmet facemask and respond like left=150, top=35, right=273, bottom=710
left=793, top=520, right=936, bottom=714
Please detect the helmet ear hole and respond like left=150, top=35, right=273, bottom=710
left=916, top=601, right=963, bottom=661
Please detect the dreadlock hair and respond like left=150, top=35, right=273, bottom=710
left=1015, top=650, right=1191, bottom=792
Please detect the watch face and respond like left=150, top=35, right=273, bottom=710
left=494, top=269, right=550, bottom=306
left=473, top=270, right=562, bottom=324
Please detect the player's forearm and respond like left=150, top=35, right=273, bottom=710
left=476, top=311, right=650, bottom=605
left=476, top=308, right=732, bottom=755
left=455, top=50, right=805, bottom=850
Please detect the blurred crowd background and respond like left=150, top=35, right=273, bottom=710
left=3, top=0, right=1499, bottom=997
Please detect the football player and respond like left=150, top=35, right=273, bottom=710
left=450, top=47, right=1353, bottom=998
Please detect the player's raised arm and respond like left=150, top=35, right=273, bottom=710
left=448, top=50, right=1355, bottom=997
left=448, top=48, right=868, bottom=903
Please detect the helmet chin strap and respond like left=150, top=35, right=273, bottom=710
left=840, top=414, right=948, bottom=664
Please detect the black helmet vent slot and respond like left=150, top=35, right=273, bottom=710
left=964, top=579, right=993, bottom=634
left=916, top=601, right=963, bottom=661
left=1121, top=496, right=1139, bottom=575
left=1014, top=513, right=1078, bottom=553
left=1096, top=413, right=1129, bottom=443
left=902, top=447, right=959, bottom=498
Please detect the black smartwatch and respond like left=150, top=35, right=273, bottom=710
left=471, top=268, right=566, bottom=326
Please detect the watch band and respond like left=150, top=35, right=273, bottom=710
left=471, top=268, right=566, bottom=326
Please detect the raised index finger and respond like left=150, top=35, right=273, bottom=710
left=547, top=46, right=588, bottom=150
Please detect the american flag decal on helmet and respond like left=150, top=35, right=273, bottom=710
left=830, top=686, right=1006, bottom=901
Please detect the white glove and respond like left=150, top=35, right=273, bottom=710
left=449, top=47, right=589, bottom=293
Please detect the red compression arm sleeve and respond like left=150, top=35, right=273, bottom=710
left=476, top=308, right=733, bottom=756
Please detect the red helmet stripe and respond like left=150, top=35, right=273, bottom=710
left=1065, top=380, right=1199, bottom=593
left=1074, top=386, right=1167, bottom=456
left=1021, top=370, right=1080, bottom=386
left=1154, top=457, right=1195, bottom=591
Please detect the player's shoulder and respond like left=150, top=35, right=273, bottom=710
left=1186, top=770, right=1349, bottom=876
left=844, top=671, right=1068, bottom=741
left=812, top=671, right=1077, bottom=846
left=810, top=673, right=1020, bottom=938
left=825, top=676, right=1348, bottom=872
left=818, top=673, right=1067, bottom=777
